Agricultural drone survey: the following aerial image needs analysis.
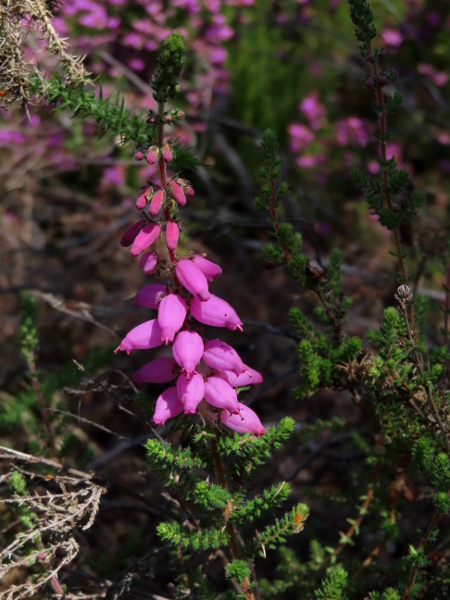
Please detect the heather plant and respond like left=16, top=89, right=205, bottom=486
left=1, top=0, right=449, bottom=599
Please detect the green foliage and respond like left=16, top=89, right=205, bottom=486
left=315, top=565, right=348, bottom=600
left=157, top=521, right=229, bottom=551
left=191, top=480, right=232, bottom=510
left=29, top=75, right=156, bottom=146
left=151, top=31, right=185, bottom=103
left=20, top=293, right=38, bottom=362
left=225, top=560, right=251, bottom=585
left=348, top=0, right=376, bottom=43
left=254, top=503, right=309, bottom=557
left=229, top=482, right=291, bottom=524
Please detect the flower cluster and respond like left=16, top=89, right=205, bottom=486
left=115, top=115, right=265, bottom=436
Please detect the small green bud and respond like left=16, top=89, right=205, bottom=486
left=151, top=31, right=186, bottom=103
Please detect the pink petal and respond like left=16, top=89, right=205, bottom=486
left=138, top=251, right=159, bottom=274
left=136, top=188, right=150, bottom=210
left=177, top=371, right=205, bottom=414
left=135, top=150, right=144, bottom=161
left=135, top=284, right=167, bottom=309
left=204, top=376, right=239, bottom=412
left=162, top=143, right=173, bottom=163
left=146, top=146, right=159, bottom=165
left=202, top=340, right=246, bottom=375
left=166, top=222, right=179, bottom=251
left=131, top=223, right=161, bottom=257
left=217, top=367, right=263, bottom=387
left=176, top=259, right=210, bottom=301
left=190, top=294, right=243, bottom=331
left=172, top=330, right=204, bottom=376
left=220, top=402, right=265, bottom=436
left=131, top=357, right=178, bottom=387
left=149, top=189, right=164, bottom=216
left=158, top=294, right=187, bottom=344
left=120, top=220, right=146, bottom=247
left=153, top=386, right=184, bottom=425
left=115, top=319, right=163, bottom=353
left=171, top=180, right=186, bottom=206
left=192, top=255, right=222, bottom=280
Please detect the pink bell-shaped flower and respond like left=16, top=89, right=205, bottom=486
left=131, top=357, right=178, bottom=387
left=217, top=367, right=263, bottom=387
left=153, top=386, right=184, bottom=425
left=158, top=294, right=187, bottom=344
left=176, top=259, right=210, bottom=301
left=136, top=188, right=150, bottom=210
left=177, top=371, right=205, bottom=414
left=146, top=146, right=159, bottom=165
left=162, top=143, right=173, bottom=163
left=135, top=284, right=167, bottom=309
left=149, top=189, right=164, bottom=216
left=171, top=180, right=186, bottom=207
left=172, top=330, right=204, bottom=376
left=190, top=294, right=243, bottom=331
left=120, top=220, right=146, bottom=247
left=166, top=222, right=179, bottom=251
left=138, top=251, right=159, bottom=274
left=115, top=319, right=163, bottom=354
left=204, top=376, right=239, bottom=413
left=131, top=223, right=161, bottom=257
left=202, top=340, right=247, bottom=375
left=220, top=402, right=265, bottom=436
left=192, top=255, right=222, bottom=281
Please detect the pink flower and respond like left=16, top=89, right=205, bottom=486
left=136, top=188, right=149, bottom=210
left=202, top=340, right=246, bottom=375
left=177, top=371, right=205, bottom=414
left=192, top=255, right=222, bottom=280
left=172, top=330, right=204, bottom=376
left=162, top=143, right=173, bottom=163
left=166, top=222, right=179, bottom=251
left=135, top=150, right=144, bottom=161
left=176, top=258, right=210, bottom=301
left=171, top=180, right=186, bottom=206
left=120, top=220, right=146, bottom=247
left=217, top=367, right=263, bottom=387
left=149, top=189, right=165, bottom=216
left=131, top=223, right=161, bottom=256
left=158, top=294, right=187, bottom=344
left=135, top=283, right=167, bottom=308
left=131, top=357, right=178, bottom=386
left=190, top=294, right=243, bottom=331
left=220, top=402, right=265, bottom=436
left=381, top=29, right=403, bottom=48
left=153, top=386, right=184, bottom=425
left=138, top=251, right=159, bottom=274
left=204, top=376, right=239, bottom=412
left=115, top=319, right=163, bottom=353
left=146, top=146, right=159, bottom=164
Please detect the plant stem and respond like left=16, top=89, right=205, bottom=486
left=402, top=511, right=441, bottom=600
left=210, top=437, right=257, bottom=600
left=366, top=41, right=416, bottom=338
left=157, top=101, right=176, bottom=267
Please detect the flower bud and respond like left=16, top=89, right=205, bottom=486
left=204, top=376, right=239, bottom=413
left=131, top=357, right=178, bottom=387
left=136, top=188, right=150, bottom=210
left=120, top=220, right=146, bottom=247
left=220, top=402, right=265, bottom=436
left=138, top=251, right=159, bottom=274
left=176, top=259, right=210, bottom=301
left=131, top=223, right=161, bottom=256
left=135, top=283, right=167, bottom=308
left=177, top=371, right=205, bottom=414
left=146, top=146, right=159, bottom=164
left=162, top=143, right=173, bottom=163
left=192, top=255, right=222, bottom=281
left=135, top=150, right=144, bottom=161
left=158, top=294, right=187, bottom=344
left=171, top=180, right=186, bottom=206
left=202, top=340, right=246, bottom=375
left=166, top=222, right=179, bottom=251
left=149, top=189, right=164, bottom=216
left=115, top=319, right=163, bottom=354
left=190, top=294, right=243, bottom=331
left=172, top=330, right=204, bottom=376
left=153, top=386, right=184, bottom=425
